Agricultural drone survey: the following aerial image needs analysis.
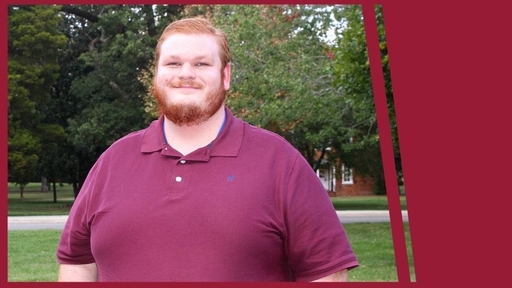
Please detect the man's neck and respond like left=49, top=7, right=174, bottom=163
left=163, top=106, right=226, bottom=156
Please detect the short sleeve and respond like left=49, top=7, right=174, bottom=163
left=56, top=161, right=100, bottom=265
left=283, top=154, right=359, bottom=281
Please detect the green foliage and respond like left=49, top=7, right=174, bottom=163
left=8, top=6, right=67, bottom=119
left=7, top=129, right=41, bottom=192
left=8, top=5, right=68, bottom=189
left=330, top=5, right=398, bottom=193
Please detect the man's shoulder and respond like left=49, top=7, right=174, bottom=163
left=240, top=120, right=298, bottom=154
left=103, top=120, right=158, bottom=154
left=242, top=121, right=288, bottom=142
left=113, top=127, right=148, bottom=146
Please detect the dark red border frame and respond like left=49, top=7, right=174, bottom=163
left=5, top=0, right=511, bottom=287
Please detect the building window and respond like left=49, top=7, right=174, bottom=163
left=316, top=167, right=336, bottom=192
left=341, top=164, right=353, bottom=184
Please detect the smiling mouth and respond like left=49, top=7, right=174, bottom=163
left=171, top=81, right=203, bottom=89
left=176, top=85, right=199, bottom=89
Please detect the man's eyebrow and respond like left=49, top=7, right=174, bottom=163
left=165, top=55, right=212, bottom=61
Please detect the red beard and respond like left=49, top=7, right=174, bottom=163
left=153, top=79, right=226, bottom=126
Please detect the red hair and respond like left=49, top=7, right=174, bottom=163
left=155, top=17, right=231, bottom=71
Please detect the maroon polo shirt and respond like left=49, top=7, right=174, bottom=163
left=56, top=107, right=358, bottom=281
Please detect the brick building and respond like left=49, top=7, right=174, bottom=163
left=315, top=155, right=375, bottom=197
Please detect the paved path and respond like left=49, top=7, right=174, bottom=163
left=337, top=210, right=409, bottom=224
left=7, top=210, right=408, bottom=231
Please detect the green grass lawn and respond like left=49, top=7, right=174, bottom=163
left=7, top=222, right=415, bottom=282
left=8, top=183, right=75, bottom=216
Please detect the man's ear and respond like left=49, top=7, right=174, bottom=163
left=223, top=63, right=231, bottom=90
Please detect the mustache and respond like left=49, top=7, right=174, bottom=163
left=168, top=80, right=204, bottom=89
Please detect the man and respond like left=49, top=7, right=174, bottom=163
left=56, top=17, right=358, bottom=282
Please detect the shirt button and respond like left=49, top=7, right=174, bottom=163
left=180, top=160, right=186, bottom=164
left=175, top=176, right=182, bottom=182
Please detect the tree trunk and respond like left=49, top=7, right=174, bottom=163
left=19, top=184, right=25, bottom=199
left=41, top=176, right=49, bottom=192
left=52, top=180, right=57, bottom=203
left=73, top=182, right=80, bottom=199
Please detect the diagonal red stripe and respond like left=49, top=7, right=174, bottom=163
left=362, top=3, right=411, bottom=283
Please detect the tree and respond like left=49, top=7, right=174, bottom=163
left=7, top=129, right=40, bottom=198
left=330, top=5, right=399, bottom=194
left=8, top=5, right=67, bottom=196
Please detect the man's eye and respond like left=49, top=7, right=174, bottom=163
left=168, top=62, right=180, bottom=67
left=196, top=62, right=209, bottom=66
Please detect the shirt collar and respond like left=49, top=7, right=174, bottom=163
left=140, top=106, right=243, bottom=158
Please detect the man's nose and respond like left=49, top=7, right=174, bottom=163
left=177, top=63, right=195, bottom=79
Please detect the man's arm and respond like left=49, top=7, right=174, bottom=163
left=58, top=263, right=98, bottom=282
left=311, top=269, right=348, bottom=282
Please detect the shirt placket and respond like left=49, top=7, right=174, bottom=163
left=168, top=158, right=189, bottom=199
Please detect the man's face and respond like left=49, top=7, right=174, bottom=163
left=153, top=33, right=231, bottom=126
